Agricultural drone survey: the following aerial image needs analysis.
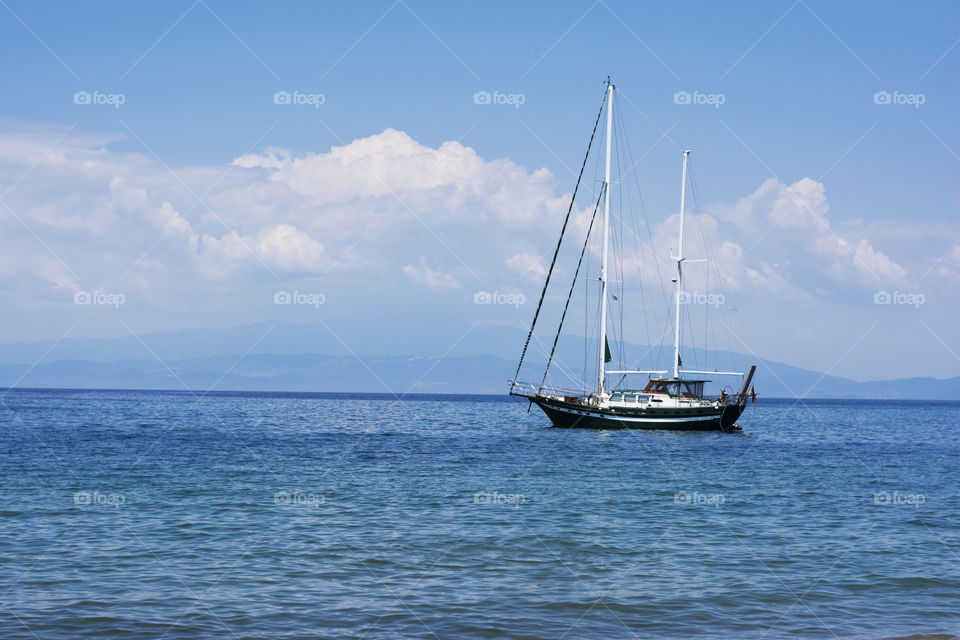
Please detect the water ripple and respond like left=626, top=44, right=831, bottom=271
left=0, top=390, right=957, bottom=639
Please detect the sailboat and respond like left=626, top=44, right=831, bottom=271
left=509, top=80, right=756, bottom=431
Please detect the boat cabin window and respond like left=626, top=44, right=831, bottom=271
left=610, top=391, right=650, bottom=404
left=642, top=380, right=704, bottom=398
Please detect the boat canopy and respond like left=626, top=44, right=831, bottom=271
left=643, top=379, right=710, bottom=398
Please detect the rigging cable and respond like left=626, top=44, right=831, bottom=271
left=615, top=104, right=673, bottom=372
left=511, top=84, right=609, bottom=389
left=689, top=157, right=739, bottom=375
left=539, top=183, right=606, bottom=391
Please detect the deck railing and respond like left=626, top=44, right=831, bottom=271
left=702, top=394, right=745, bottom=406
left=509, top=381, right=745, bottom=406
left=508, top=381, right=589, bottom=399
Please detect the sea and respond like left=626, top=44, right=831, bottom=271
left=0, top=389, right=957, bottom=639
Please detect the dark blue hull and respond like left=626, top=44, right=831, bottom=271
left=532, top=396, right=745, bottom=430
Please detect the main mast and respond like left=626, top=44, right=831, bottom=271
left=672, top=150, right=691, bottom=379
left=597, top=81, right=614, bottom=396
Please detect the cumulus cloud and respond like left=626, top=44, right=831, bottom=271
left=232, top=128, right=569, bottom=229
left=201, top=224, right=325, bottom=273
left=0, top=121, right=929, bottom=337
left=148, top=201, right=198, bottom=252
left=933, top=245, right=960, bottom=282
left=709, top=177, right=908, bottom=289
left=622, top=177, right=911, bottom=300
left=505, top=252, right=548, bottom=280
left=0, top=123, right=607, bottom=340
left=402, top=257, right=463, bottom=290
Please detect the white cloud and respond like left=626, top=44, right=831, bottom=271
left=233, top=128, right=569, bottom=229
left=933, top=244, right=960, bottom=282
left=852, top=238, right=906, bottom=284
left=0, top=126, right=577, bottom=297
left=403, top=257, right=463, bottom=289
left=505, top=252, right=547, bottom=280
left=148, top=201, right=198, bottom=252
left=684, top=177, right=911, bottom=294
left=252, top=224, right=325, bottom=271
left=200, top=224, right=325, bottom=273
left=0, top=122, right=939, bottom=342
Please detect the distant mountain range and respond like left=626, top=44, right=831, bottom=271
left=0, top=321, right=956, bottom=399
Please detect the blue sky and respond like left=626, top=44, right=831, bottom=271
left=0, top=0, right=958, bottom=382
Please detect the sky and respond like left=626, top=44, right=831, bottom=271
left=0, top=0, right=958, bottom=382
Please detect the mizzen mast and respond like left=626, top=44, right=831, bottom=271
left=672, top=149, right=692, bottom=380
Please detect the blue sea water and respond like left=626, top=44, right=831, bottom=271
left=0, top=389, right=957, bottom=639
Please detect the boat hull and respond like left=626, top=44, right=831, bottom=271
left=531, top=396, right=744, bottom=431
